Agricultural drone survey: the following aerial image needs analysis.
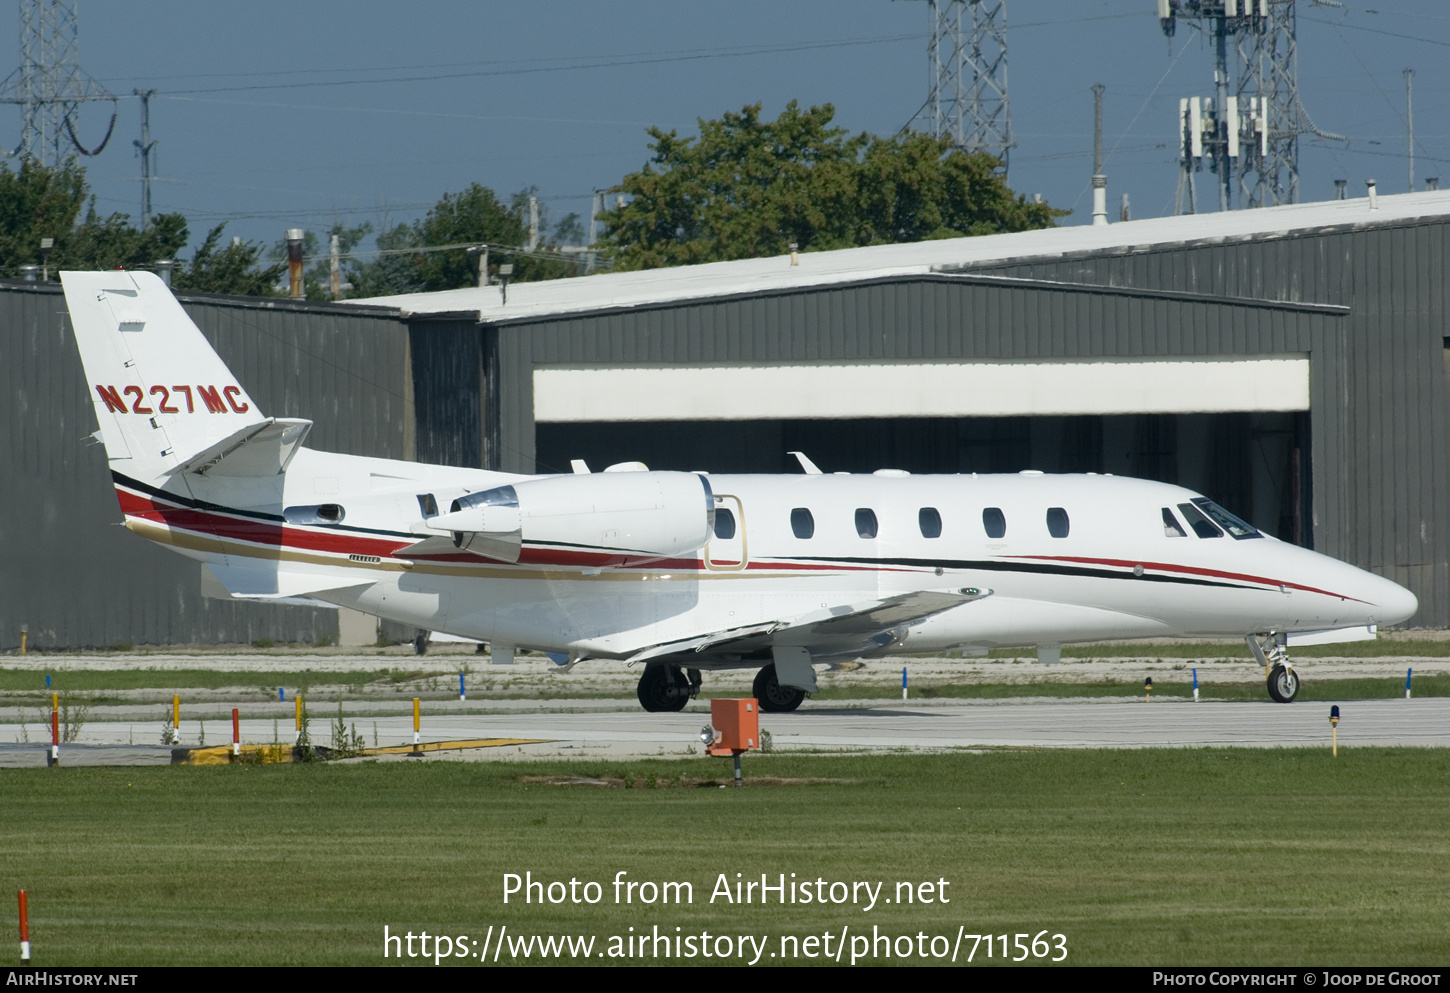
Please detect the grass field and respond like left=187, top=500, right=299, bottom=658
left=2, top=749, right=1447, bottom=966
left=3, top=669, right=1446, bottom=705
left=808, top=673, right=1450, bottom=702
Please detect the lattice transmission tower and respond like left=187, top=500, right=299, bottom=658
left=1162, top=0, right=1338, bottom=212
left=0, top=0, right=115, bottom=165
left=915, top=0, right=1014, bottom=177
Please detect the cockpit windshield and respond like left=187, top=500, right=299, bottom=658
left=1191, top=497, right=1261, bottom=540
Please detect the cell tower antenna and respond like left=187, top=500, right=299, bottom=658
left=914, top=0, right=1014, bottom=177
left=1161, top=0, right=1341, bottom=211
left=0, top=0, right=116, bottom=166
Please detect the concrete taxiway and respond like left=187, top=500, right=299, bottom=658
left=2, top=696, right=1445, bottom=765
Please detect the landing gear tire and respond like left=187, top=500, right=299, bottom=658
left=413, top=630, right=429, bottom=656
left=1267, top=663, right=1300, bottom=703
left=753, top=663, right=805, bottom=713
left=637, top=664, right=691, bottom=713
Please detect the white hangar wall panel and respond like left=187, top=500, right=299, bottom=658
left=0, top=284, right=411, bottom=649
left=533, top=356, right=1311, bottom=422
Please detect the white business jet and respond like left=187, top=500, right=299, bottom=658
left=62, top=270, right=1418, bottom=712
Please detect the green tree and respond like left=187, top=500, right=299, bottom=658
left=0, top=159, right=286, bottom=295
left=597, top=101, right=1066, bottom=270
left=348, top=185, right=587, bottom=297
left=0, top=159, right=188, bottom=277
left=172, top=224, right=284, bottom=297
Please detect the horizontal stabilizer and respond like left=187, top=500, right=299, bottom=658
left=168, top=417, right=312, bottom=477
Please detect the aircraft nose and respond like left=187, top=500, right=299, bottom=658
left=1371, top=573, right=1419, bottom=626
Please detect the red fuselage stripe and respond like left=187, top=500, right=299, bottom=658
left=1005, top=554, right=1367, bottom=603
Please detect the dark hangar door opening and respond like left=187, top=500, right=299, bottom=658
left=536, top=412, right=1312, bottom=546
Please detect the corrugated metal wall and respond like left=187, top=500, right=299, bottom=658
left=0, top=283, right=410, bottom=649
left=954, top=216, right=1450, bottom=626
left=495, top=277, right=1343, bottom=476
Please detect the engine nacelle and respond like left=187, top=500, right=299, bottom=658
left=432, top=471, right=714, bottom=566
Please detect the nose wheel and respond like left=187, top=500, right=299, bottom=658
left=1248, top=633, right=1300, bottom=703
left=1267, top=663, right=1300, bottom=703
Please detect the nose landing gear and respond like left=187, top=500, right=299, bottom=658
left=1247, top=633, right=1300, bottom=703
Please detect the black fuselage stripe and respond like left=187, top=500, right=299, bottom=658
left=788, top=556, right=1251, bottom=591
left=112, top=470, right=416, bottom=539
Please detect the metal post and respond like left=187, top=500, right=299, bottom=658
left=18, top=890, right=30, bottom=962
left=1091, top=84, right=1107, bottom=226
left=134, top=89, right=157, bottom=229
left=1405, top=69, right=1414, bottom=193
left=329, top=233, right=341, bottom=300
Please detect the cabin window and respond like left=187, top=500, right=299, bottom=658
left=982, top=507, right=1006, bottom=539
left=855, top=508, right=878, bottom=539
left=919, top=507, right=942, bottom=539
left=1192, top=497, right=1262, bottom=540
left=284, top=504, right=345, bottom=525
left=713, top=508, right=736, bottom=540
left=1178, top=502, right=1223, bottom=538
left=1162, top=507, right=1187, bottom=537
left=790, top=508, right=815, bottom=539
left=1046, top=507, right=1070, bottom=538
left=416, top=493, right=438, bottom=518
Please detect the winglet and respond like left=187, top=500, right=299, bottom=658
left=789, top=451, right=823, bottom=474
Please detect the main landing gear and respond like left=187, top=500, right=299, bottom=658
left=753, top=663, right=805, bottom=713
left=636, top=663, right=701, bottom=712
left=1247, top=633, right=1300, bottom=703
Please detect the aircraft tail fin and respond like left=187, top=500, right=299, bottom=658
left=60, top=270, right=300, bottom=485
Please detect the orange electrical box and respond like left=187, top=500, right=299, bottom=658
left=707, top=698, right=760, bottom=755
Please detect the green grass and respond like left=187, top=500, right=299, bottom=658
left=808, top=673, right=1450, bottom=702
left=0, top=669, right=441, bottom=693
left=2, top=750, right=1447, bottom=966
left=986, top=639, right=1450, bottom=659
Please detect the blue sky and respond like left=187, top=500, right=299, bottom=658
left=4, top=0, right=1447, bottom=258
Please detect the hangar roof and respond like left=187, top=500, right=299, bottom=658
left=352, top=188, right=1450, bottom=322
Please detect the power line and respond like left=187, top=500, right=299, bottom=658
left=134, top=36, right=923, bottom=96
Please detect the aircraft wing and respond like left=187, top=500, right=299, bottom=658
left=200, top=562, right=369, bottom=604
left=622, top=587, right=990, bottom=666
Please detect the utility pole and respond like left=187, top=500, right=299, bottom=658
left=329, top=233, right=341, bottom=301
left=1404, top=68, right=1414, bottom=193
left=915, top=0, right=1014, bottom=176
left=134, top=88, right=156, bottom=229
left=527, top=195, right=539, bottom=252
left=587, top=190, right=603, bottom=274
